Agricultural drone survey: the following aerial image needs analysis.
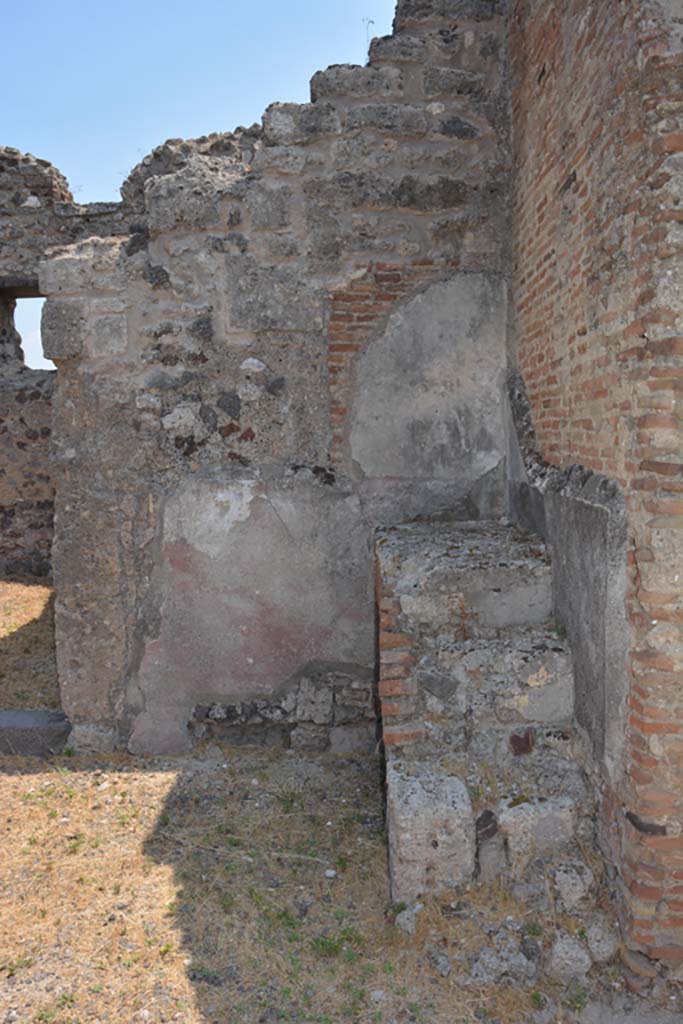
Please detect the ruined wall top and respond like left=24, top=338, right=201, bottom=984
left=0, top=147, right=129, bottom=293
left=2, top=0, right=513, bottom=296
left=393, top=0, right=508, bottom=30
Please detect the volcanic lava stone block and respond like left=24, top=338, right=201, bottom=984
left=386, top=758, right=476, bottom=903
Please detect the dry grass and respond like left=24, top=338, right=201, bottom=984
left=0, top=744, right=567, bottom=1024
left=0, top=579, right=59, bottom=710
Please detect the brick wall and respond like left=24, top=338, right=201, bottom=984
left=511, top=0, right=683, bottom=968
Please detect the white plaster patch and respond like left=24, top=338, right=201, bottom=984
left=164, top=478, right=259, bottom=558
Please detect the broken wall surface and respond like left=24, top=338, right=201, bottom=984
left=0, top=148, right=132, bottom=579
left=36, top=0, right=512, bottom=755
left=510, top=0, right=683, bottom=967
left=0, top=299, right=53, bottom=577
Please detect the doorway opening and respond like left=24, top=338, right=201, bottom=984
left=0, top=288, right=65, bottom=750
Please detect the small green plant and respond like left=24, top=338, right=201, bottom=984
left=312, top=935, right=341, bottom=958
left=220, top=892, right=235, bottom=912
left=568, top=986, right=589, bottom=1012
left=342, top=983, right=366, bottom=1017
left=66, top=833, right=85, bottom=855
left=525, top=920, right=542, bottom=937
left=189, top=964, right=222, bottom=985
left=279, top=790, right=298, bottom=812
left=248, top=886, right=265, bottom=907
left=276, top=908, right=299, bottom=930
left=1, top=955, right=33, bottom=977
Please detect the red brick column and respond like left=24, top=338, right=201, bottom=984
left=375, top=554, right=424, bottom=750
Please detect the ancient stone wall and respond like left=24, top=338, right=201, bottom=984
left=3, top=0, right=683, bottom=976
left=511, top=0, right=683, bottom=971
left=0, top=147, right=128, bottom=290
left=0, top=299, right=54, bottom=577
left=0, top=147, right=133, bottom=580
left=37, top=0, right=512, bottom=755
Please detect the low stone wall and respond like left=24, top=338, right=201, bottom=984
left=191, top=663, right=377, bottom=753
left=507, top=372, right=629, bottom=779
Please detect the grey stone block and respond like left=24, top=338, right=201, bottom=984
left=394, top=0, right=503, bottom=29
left=423, top=67, right=485, bottom=99
left=553, top=860, right=595, bottom=910
left=498, top=796, right=576, bottom=876
left=40, top=299, right=86, bottom=360
left=262, top=102, right=341, bottom=146
left=369, top=34, right=427, bottom=64
left=547, top=933, right=592, bottom=984
left=586, top=916, right=619, bottom=964
left=0, top=711, right=70, bottom=756
left=310, top=65, right=403, bottom=101
left=346, top=104, right=427, bottom=135
left=386, top=759, right=476, bottom=903
left=429, top=628, right=574, bottom=727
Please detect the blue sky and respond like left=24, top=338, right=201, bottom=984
left=8, top=0, right=396, bottom=367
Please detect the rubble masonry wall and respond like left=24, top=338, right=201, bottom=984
left=36, top=0, right=512, bottom=755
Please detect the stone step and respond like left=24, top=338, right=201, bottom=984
left=385, top=732, right=592, bottom=904
left=0, top=710, right=70, bottom=756
left=416, top=624, right=574, bottom=737
left=377, top=519, right=553, bottom=640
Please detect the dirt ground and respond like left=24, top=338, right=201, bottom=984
left=0, top=580, right=59, bottom=711
left=2, top=742, right=672, bottom=1024
left=0, top=593, right=678, bottom=1023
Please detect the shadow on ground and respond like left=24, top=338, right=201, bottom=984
left=2, top=747, right=683, bottom=1024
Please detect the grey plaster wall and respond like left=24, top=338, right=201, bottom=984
left=506, top=373, right=629, bottom=780
left=350, top=275, right=507, bottom=522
